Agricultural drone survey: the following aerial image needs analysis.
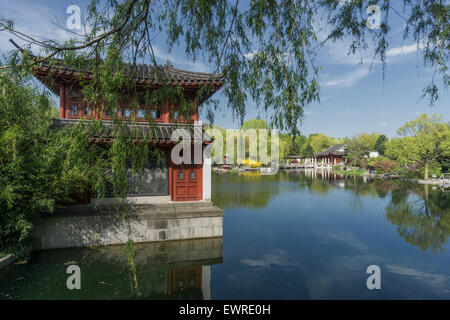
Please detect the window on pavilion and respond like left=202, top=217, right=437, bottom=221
left=122, top=109, right=131, bottom=118
left=137, top=109, right=147, bottom=119
left=70, top=105, right=78, bottom=116
left=150, top=110, right=160, bottom=119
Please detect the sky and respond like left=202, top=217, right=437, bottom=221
left=0, top=0, right=448, bottom=139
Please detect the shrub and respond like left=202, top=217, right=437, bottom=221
left=373, top=158, right=397, bottom=174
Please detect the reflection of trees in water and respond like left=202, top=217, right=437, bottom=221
left=385, top=185, right=450, bottom=252
left=307, top=179, right=332, bottom=196
left=212, top=171, right=310, bottom=209
left=212, top=170, right=450, bottom=252
left=212, top=170, right=391, bottom=209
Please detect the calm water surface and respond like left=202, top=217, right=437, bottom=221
left=1, top=170, right=450, bottom=299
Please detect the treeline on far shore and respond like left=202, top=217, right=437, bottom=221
left=208, top=114, right=450, bottom=180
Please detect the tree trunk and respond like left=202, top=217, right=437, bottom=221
left=424, top=162, right=429, bottom=180
left=424, top=184, right=429, bottom=215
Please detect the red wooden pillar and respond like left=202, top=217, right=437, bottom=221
left=191, top=101, right=198, bottom=122
left=64, top=87, right=69, bottom=118
left=59, top=85, right=66, bottom=118
left=161, top=101, right=170, bottom=123
left=94, top=103, right=100, bottom=120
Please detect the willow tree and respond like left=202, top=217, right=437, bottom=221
left=0, top=0, right=448, bottom=134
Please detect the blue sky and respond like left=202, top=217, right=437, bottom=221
left=0, top=0, right=448, bottom=138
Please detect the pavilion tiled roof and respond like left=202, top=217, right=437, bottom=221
left=36, top=59, right=223, bottom=86
left=51, top=119, right=209, bottom=143
left=314, top=145, right=346, bottom=157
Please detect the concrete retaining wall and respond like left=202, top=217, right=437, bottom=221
left=31, top=201, right=223, bottom=250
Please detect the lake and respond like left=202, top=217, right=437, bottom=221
left=1, top=170, right=449, bottom=299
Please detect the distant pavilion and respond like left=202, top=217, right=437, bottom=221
left=314, top=145, right=346, bottom=165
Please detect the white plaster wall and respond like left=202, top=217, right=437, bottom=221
left=203, top=158, right=212, bottom=201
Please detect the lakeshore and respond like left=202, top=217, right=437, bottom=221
left=213, top=166, right=450, bottom=187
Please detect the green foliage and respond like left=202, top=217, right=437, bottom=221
left=0, top=59, right=157, bottom=253
left=302, top=145, right=314, bottom=158
left=418, top=161, right=442, bottom=179
left=302, top=144, right=315, bottom=158
left=287, top=138, right=301, bottom=156
left=357, top=133, right=380, bottom=150
left=437, top=155, right=450, bottom=173
left=385, top=185, right=450, bottom=252
left=241, top=119, right=270, bottom=131
left=374, top=134, right=388, bottom=155
left=304, top=133, right=336, bottom=153
left=0, top=65, right=56, bottom=251
left=345, top=136, right=370, bottom=167
left=386, top=114, right=450, bottom=179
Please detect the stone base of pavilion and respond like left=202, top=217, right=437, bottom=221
left=31, top=201, right=223, bottom=250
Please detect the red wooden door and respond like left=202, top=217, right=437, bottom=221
left=173, top=165, right=202, bottom=201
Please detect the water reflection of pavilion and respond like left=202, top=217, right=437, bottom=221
left=94, top=237, right=222, bottom=299
left=0, top=237, right=222, bottom=300
left=303, top=168, right=341, bottom=181
left=168, top=265, right=210, bottom=299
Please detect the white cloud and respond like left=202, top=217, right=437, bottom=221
left=386, top=265, right=450, bottom=288
left=240, top=250, right=297, bottom=269
left=323, top=67, right=371, bottom=88
left=386, top=43, right=426, bottom=57
left=325, top=232, right=369, bottom=252
left=379, top=122, right=387, bottom=127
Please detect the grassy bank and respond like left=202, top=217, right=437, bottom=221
left=333, top=169, right=367, bottom=176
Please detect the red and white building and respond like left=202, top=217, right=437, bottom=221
left=34, top=59, right=223, bottom=203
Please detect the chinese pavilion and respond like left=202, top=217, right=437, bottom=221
left=33, top=58, right=223, bottom=203
left=314, top=145, right=346, bottom=165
